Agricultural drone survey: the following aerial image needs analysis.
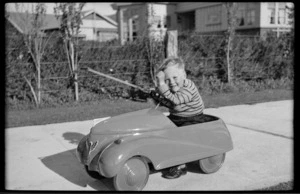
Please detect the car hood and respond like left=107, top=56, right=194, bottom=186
left=91, top=108, right=176, bottom=135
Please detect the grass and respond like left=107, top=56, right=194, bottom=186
left=6, top=89, right=293, bottom=128
left=258, top=180, right=293, bottom=190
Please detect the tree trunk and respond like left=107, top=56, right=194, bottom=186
left=74, top=71, right=79, bottom=101
left=224, top=2, right=237, bottom=85
left=24, top=76, right=38, bottom=107
left=227, top=37, right=232, bottom=85
left=37, top=62, right=41, bottom=105
left=69, top=40, right=79, bottom=101
left=36, top=42, right=41, bottom=105
left=166, top=30, right=178, bottom=58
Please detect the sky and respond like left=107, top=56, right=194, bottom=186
left=6, top=3, right=116, bottom=16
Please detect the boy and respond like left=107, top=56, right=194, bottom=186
left=150, top=57, right=205, bottom=179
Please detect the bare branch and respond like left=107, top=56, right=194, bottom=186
left=23, top=76, right=38, bottom=106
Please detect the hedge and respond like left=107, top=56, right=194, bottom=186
left=6, top=29, right=294, bottom=109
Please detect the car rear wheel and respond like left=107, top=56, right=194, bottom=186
left=113, top=156, right=149, bottom=191
left=199, top=153, right=225, bottom=174
left=85, top=165, right=104, bottom=179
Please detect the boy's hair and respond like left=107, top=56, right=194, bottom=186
left=158, top=57, right=185, bottom=72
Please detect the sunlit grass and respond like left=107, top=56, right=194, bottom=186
left=259, top=181, right=293, bottom=190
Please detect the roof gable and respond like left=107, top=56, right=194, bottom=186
left=6, top=10, right=117, bottom=33
left=82, top=10, right=117, bottom=26
left=84, top=13, right=104, bottom=20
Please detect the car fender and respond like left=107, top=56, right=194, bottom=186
left=98, top=135, right=173, bottom=178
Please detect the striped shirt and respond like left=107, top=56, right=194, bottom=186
left=158, top=79, right=204, bottom=117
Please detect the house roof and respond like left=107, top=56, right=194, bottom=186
left=111, top=2, right=174, bottom=10
left=6, top=12, right=60, bottom=33
left=106, top=14, right=117, bottom=23
left=82, top=9, right=117, bottom=26
left=6, top=11, right=118, bottom=33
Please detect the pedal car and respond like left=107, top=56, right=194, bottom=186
left=76, top=108, right=233, bottom=191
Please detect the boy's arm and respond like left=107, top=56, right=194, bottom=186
left=150, top=89, right=173, bottom=109
left=158, top=82, right=193, bottom=105
left=155, top=70, right=192, bottom=106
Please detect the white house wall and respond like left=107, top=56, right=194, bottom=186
left=260, top=3, right=271, bottom=28
left=147, top=3, right=177, bottom=38
left=260, top=2, right=291, bottom=29
left=80, top=28, right=94, bottom=40
left=82, top=20, right=116, bottom=29
left=80, top=19, right=117, bottom=40
left=147, top=3, right=168, bottom=32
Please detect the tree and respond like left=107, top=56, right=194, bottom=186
left=145, top=3, right=166, bottom=87
left=11, top=3, right=53, bottom=107
left=54, top=3, right=85, bottom=101
left=223, top=2, right=238, bottom=85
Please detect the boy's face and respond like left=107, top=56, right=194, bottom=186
left=164, top=66, right=186, bottom=92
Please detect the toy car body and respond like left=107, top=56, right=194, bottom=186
left=76, top=108, right=233, bottom=190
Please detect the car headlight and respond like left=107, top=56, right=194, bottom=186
left=88, top=140, right=99, bottom=154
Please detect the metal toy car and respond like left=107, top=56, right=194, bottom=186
left=76, top=107, right=233, bottom=191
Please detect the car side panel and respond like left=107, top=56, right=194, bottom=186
left=97, top=119, right=233, bottom=178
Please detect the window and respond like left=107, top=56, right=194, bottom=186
left=278, top=9, right=286, bottom=24
left=237, top=9, right=245, bottom=26
left=246, top=9, right=255, bottom=25
left=177, top=15, right=182, bottom=24
left=206, top=5, right=222, bottom=25
left=268, top=3, right=275, bottom=24
left=267, top=2, right=288, bottom=25
left=237, top=3, right=255, bottom=26
left=123, top=22, right=128, bottom=41
left=207, top=13, right=221, bottom=25
left=132, top=17, right=139, bottom=40
left=278, top=3, right=286, bottom=24
left=132, top=18, right=138, bottom=31
left=237, top=4, right=246, bottom=26
left=164, top=15, right=171, bottom=28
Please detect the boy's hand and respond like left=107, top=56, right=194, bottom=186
left=156, top=71, right=165, bottom=86
left=150, top=89, right=159, bottom=98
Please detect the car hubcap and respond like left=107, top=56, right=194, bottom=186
left=114, top=157, right=149, bottom=190
left=199, top=153, right=225, bottom=173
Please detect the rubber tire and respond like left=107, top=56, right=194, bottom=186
left=113, top=157, right=149, bottom=191
left=199, top=153, right=226, bottom=174
left=85, top=165, right=105, bottom=180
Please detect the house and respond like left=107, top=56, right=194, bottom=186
left=77, top=10, right=118, bottom=41
left=111, top=3, right=176, bottom=44
left=112, top=2, right=293, bottom=44
left=6, top=10, right=118, bottom=42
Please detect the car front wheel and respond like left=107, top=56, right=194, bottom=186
left=199, top=153, right=226, bottom=174
left=113, top=156, right=149, bottom=191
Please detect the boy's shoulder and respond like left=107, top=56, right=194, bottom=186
left=183, top=78, right=195, bottom=87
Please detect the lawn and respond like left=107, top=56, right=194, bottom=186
left=259, top=181, right=293, bottom=190
left=6, top=89, right=293, bottom=128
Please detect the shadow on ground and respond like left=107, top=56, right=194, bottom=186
left=40, top=132, right=203, bottom=191
left=40, top=132, right=115, bottom=191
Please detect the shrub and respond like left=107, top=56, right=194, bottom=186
left=6, top=31, right=294, bottom=109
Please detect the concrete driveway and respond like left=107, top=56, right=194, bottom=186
left=5, top=100, right=293, bottom=191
